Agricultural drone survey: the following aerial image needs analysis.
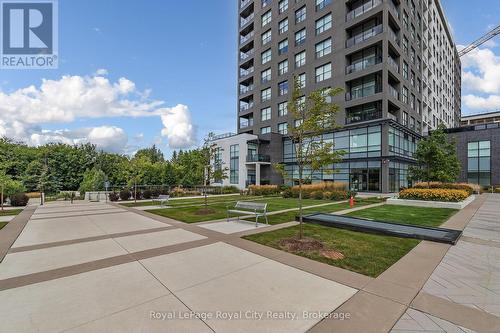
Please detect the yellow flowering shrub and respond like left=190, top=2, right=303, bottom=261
left=399, top=188, right=469, bottom=202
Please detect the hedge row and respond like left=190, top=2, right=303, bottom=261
left=399, top=188, right=469, bottom=202
left=412, top=182, right=479, bottom=196
left=248, top=185, right=280, bottom=196
left=282, top=188, right=357, bottom=201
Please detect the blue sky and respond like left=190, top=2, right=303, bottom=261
left=0, top=0, right=499, bottom=156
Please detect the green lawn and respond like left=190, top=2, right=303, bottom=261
left=244, top=203, right=456, bottom=277
left=244, top=224, right=419, bottom=277
left=346, top=205, right=458, bottom=227
left=0, top=222, right=7, bottom=230
left=0, top=209, right=23, bottom=217
left=146, top=197, right=354, bottom=223
left=120, top=194, right=245, bottom=207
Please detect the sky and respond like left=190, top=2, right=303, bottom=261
left=0, top=0, right=499, bottom=157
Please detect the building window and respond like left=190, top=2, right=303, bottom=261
left=278, top=59, right=288, bottom=75
left=468, top=141, right=491, bottom=186
left=261, top=107, right=271, bottom=121
left=315, top=14, right=332, bottom=35
left=230, top=144, right=239, bottom=184
left=278, top=39, right=288, bottom=55
left=402, top=86, right=408, bottom=104
left=402, top=61, right=408, bottom=79
left=315, top=38, right=331, bottom=58
left=346, top=102, right=382, bottom=124
left=295, top=51, right=306, bottom=67
left=278, top=122, right=288, bottom=135
left=347, top=74, right=381, bottom=100
left=261, top=49, right=271, bottom=64
left=279, top=0, right=288, bottom=14
left=261, top=29, right=271, bottom=45
left=295, top=29, right=306, bottom=46
left=316, top=0, right=331, bottom=11
left=278, top=81, right=289, bottom=96
left=315, top=63, right=332, bottom=82
left=294, top=119, right=303, bottom=128
left=298, top=73, right=306, bottom=88
left=402, top=112, right=408, bottom=126
left=295, top=6, right=306, bottom=23
left=279, top=19, right=288, bottom=34
left=261, top=126, right=271, bottom=134
left=261, top=10, right=271, bottom=27
left=261, top=68, right=271, bottom=83
left=261, top=88, right=271, bottom=102
left=278, top=102, right=288, bottom=116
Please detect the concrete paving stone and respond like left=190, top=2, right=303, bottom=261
left=176, top=256, right=357, bottom=333
left=0, top=215, right=15, bottom=222
left=31, top=208, right=126, bottom=219
left=141, top=242, right=268, bottom=292
left=391, top=308, right=477, bottom=333
left=66, top=294, right=212, bottom=333
left=12, top=216, right=105, bottom=247
left=199, top=220, right=270, bottom=234
left=113, top=229, right=206, bottom=253
left=0, top=239, right=128, bottom=279
left=88, top=212, right=170, bottom=234
left=0, top=262, right=170, bottom=333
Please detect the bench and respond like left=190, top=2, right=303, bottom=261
left=227, top=201, right=268, bottom=227
left=152, top=194, right=170, bottom=207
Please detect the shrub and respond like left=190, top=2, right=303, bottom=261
left=248, top=185, right=280, bottom=196
left=119, top=189, right=131, bottom=201
left=399, top=188, right=468, bottom=202
left=133, top=191, right=143, bottom=200
left=220, top=186, right=240, bottom=194
left=413, top=182, right=478, bottom=195
left=143, top=189, right=152, bottom=199
left=26, top=192, right=41, bottom=199
left=108, top=192, right=119, bottom=202
left=10, top=193, right=29, bottom=206
left=310, top=191, right=324, bottom=200
left=282, top=188, right=293, bottom=198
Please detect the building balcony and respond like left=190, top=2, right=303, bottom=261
left=240, top=31, right=254, bottom=44
left=239, top=102, right=254, bottom=112
left=346, top=0, right=382, bottom=22
left=246, top=154, right=271, bottom=163
left=387, top=56, right=399, bottom=73
left=239, top=119, right=254, bottom=128
left=240, top=13, right=254, bottom=28
left=388, top=28, right=400, bottom=46
left=239, top=84, right=254, bottom=94
left=388, top=85, right=399, bottom=100
left=240, top=0, right=253, bottom=10
left=346, top=24, right=383, bottom=48
left=388, top=0, right=400, bottom=20
left=239, top=66, right=254, bottom=78
left=346, top=56, right=382, bottom=74
left=239, top=49, right=254, bottom=61
left=346, top=109, right=382, bottom=124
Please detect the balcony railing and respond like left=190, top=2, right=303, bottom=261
left=346, top=56, right=382, bottom=74
left=239, top=84, right=254, bottom=94
left=388, top=85, right=399, bottom=100
left=239, top=102, right=254, bottom=112
left=346, top=0, right=382, bottom=21
left=239, top=119, right=254, bottom=128
left=388, top=28, right=400, bottom=46
left=387, top=56, right=399, bottom=73
left=388, top=0, right=400, bottom=19
left=346, top=24, right=383, bottom=48
left=345, top=88, right=380, bottom=101
left=346, top=109, right=382, bottom=124
left=240, top=0, right=252, bottom=10
left=388, top=113, right=398, bottom=122
left=240, top=13, right=254, bottom=27
left=240, top=31, right=254, bottom=44
left=240, top=49, right=254, bottom=61
left=246, top=154, right=271, bottom=163
left=239, top=67, right=254, bottom=77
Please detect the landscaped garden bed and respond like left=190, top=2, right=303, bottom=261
left=387, top=182, right=478, bottom=209
left=244, top=204, right=456, bottom=277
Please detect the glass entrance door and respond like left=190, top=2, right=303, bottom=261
left=350, top=169, right=368, bottom=192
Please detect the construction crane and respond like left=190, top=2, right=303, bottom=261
left=458, top=25, right=500, bottom=57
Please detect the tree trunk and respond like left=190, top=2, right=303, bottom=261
left=298, top=166, right=303, bottom=239
left=1, top=185, right=3, bottom=212
left=134, top=181, right=137, bottom=203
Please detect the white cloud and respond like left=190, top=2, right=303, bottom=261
left=0, top=73, right=197, bottom=151
left=94, top=68, right=108, bottom=76
left=160, top=104, right=196, bottom=149
left=463, top=94, right=500, bottom=110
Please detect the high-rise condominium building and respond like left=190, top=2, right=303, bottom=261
left=212, top=0, right=461, bottom=193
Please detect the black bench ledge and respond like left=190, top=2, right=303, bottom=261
left=296, top=213, right=462, bottom=245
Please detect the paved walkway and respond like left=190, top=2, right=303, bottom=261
left=0, top=201, right=360, bottom=332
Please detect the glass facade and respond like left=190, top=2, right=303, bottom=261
left=388, top=126, right=417, bottom=158
left=389, top=161, right=411, bottom=192
left=230, top=144, right=239, bottom=184
left=467, top=140, right=491, bottom=186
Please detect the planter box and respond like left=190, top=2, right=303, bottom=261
left=386, top=195, right=476, bottom=210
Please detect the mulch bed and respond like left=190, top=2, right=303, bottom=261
left=278, top=237, right=344, bottom=260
